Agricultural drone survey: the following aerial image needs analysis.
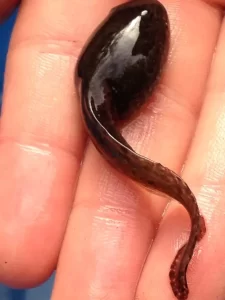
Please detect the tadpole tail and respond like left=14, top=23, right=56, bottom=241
left=82, top=96, right=206, bottom=300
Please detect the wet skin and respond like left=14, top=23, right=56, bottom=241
left=76, top=1, right=206, bottom=299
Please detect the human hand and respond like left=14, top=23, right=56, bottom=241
left=0, top=1, right=224, bottom=299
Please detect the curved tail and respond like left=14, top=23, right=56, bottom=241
left=83, top=97, right=206, bottom=300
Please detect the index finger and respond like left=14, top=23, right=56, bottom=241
left=0, top=0, right=100, bottom=287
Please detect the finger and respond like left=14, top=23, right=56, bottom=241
left=136, top=1, right=223, bottom=299
left=176, top=12, right=225, bottom=299
left=0, top=0, right=20, bottom=22
left=51, top=1, right=218, bottom=299
left=0, top=0, right=89, bottom=287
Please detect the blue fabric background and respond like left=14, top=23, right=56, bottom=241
left=0, top=9, right=54, bottom=300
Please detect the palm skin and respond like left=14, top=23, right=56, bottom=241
left=0, top=0, right=224, bottom=299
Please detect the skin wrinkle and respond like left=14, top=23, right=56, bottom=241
left=8, top=37, right=83, bottom=60
left=99, top=168, right=139, bottom=209
left=12, top=144, right=57, bottom=227
left=189, top=84, right=225, bottom=226
left=197, top=183, right=222, bottom=224
left=88, top=215, right=147, bottom=299
left=1, top=144, right=54, bottom=222
left=3, top=49, right=85, bottom=156
left=121, top=87, right=198, bottom=161
left=158, top=84, right=203, bottom=117
left=121, top=90, right=198, bottom=170
left=97, top=166, right=155, bottom=224
left=97, top=205, right=138, bottom=220
left=97, top=159, right=169, bottom=232
left=192, top=21, right=225, bottom=238
left=98, top=162, right=160, bottom=223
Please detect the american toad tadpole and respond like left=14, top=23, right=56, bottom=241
left=75, top=1, right=206, bottom=299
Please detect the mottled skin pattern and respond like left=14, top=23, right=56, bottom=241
left=75, top=1, right=206, bottom=299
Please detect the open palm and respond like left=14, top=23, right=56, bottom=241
left=0, top=0, right=224, bottom=299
